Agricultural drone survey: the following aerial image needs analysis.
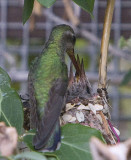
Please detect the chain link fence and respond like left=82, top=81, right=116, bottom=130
left=0, top=0, right=131, bottom=140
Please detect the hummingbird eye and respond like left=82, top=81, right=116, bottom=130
left=63, top=31, right=76, bottom=45
left=72, top=35, right=76, bottom=43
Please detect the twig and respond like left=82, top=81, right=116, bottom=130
left=98, top=0, right=115, bottom=88
left=62, top=0, right=79, bottom=26
left=99, top=111, right=110, bottom=134
left=33, top=0, right=42, bottom=16
left=30, top=0, right=42, bottom=31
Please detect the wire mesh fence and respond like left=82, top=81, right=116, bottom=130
left=0, top=0, right=131, bottom=140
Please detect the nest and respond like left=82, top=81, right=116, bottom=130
left=60, top=56, right=120, bottom=145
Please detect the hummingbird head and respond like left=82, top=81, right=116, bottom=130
left=50, top=24, right=76, bottom=65
left=50, top=24, right=76, bottom=53
left=49, top=24, right=78, bottom=70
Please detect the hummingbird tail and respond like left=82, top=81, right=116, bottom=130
left=34, top=120, right=61, bottom=152
left=44, top=121, right=61, bottom=151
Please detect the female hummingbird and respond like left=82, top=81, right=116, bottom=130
left=28, top=24, right=76, bottom=151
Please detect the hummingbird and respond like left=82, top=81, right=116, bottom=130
left=28, top=24, right=77, bottom=151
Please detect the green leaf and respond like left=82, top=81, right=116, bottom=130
left=23, top=0, right=34, bottom=24
left=72, top=0, right=95, bottom=16
left=0, top=67, right=24, bottom=134
left=0, top=67, right=11, bottom=85
left=0, top=85, right=24, bottom=134
left=37, top=0, right=56, bottom=8
left=23, top=131, right=57, bottom=159
left=23, top=130, right=36, bottom=150
left=48, top=124, right=105, bottom=160
left=121, top=69, right=131, bottom=85
left=13, top=151, right=47, bottom=160
left=23, top=124, right=105, bottom=160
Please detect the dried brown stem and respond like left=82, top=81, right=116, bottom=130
left=62, top=0, right=79, bottom=26
left=99, top=111, right=116, bottom=144
left=33, top=0, right=42, bottom=15
left=29, top=0, right=42, bottom=31
left=99, top=111, right=110, bottom=134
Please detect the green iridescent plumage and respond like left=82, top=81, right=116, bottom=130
left=30, top=52, right=67, bottom=117
left=28, top=24, right=76, bottom=151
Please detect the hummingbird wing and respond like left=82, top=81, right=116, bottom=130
left=33, top=78, right=67, bottom=150
left=28, top=60, right=68, bottom=150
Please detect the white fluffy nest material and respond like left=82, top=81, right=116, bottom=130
left=60, top=100, right=120, bottom=145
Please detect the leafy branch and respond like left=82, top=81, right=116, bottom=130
left=23, top=0, right=95, bottom=24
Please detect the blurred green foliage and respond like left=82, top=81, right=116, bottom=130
left=118, top=37, right=131, bottom=85
left=75, top=38, right=90, bottom=70
left=29, top=38, right=45, bottom=46
left=118, top=36, right=131, bottom=49
left=11, top=82, right=21, bottom=91
left=6, top=38, right=22, bottom=46
left=119, top=86, right=131, bottom=116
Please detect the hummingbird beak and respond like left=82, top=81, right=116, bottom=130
left=66, top=48, right=81, bottom=74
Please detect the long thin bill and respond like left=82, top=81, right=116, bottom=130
left=67, top=49, right=81, bottom=75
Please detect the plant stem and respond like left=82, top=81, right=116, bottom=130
left=98, top=0, right=115, bottom=88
